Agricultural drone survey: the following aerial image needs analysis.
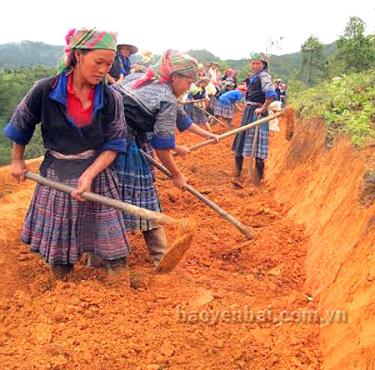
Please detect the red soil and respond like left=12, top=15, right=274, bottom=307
left=0, top=111, right=373, bottom=369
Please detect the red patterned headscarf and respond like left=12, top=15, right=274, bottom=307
left=133, top=49, right=198, bottom=89
left=61, top=28, right=117, bottom=70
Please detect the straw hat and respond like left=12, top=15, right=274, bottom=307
left=116, top=37, right=138, bottom=55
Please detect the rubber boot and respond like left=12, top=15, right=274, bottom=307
left=51, top=264, right=74, bottom=280
left=232, top=156, right=245, bottom=187
left=235, top=156, right=244, bottom=177
left=86, top=253, right=104, bottom=268
left=142, top=227, right=168, bottom=266
left=255, top=158, right=265, bottom=185
left=104, top=257, right=128, bottom=274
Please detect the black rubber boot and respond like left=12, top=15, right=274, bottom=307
left=255, top=158, right=265, bottom=183
left=51, top=264, right=74, bottom=280
left=232, top=156, right=245, bottom=187
left=86, top=254, right=104, bottom=268
left=104, top=257, right=128, bottom=274
left=235, top=156, right=244, bottom=178
left=142, top=227, right=168, bottom=266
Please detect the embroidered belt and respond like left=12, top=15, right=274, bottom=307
left=49, top=149, right=96, bottom=160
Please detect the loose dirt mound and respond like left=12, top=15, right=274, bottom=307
left=2, top=110, right=372, bottom=369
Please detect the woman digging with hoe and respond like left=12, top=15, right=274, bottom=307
left=4, top=28, right=131, bottom=279
left=113, top=50, right=221, bottom=267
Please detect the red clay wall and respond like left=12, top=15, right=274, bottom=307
left=268, top=118, right=375, bottom=369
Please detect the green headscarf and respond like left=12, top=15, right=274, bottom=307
left=60, top=28, right=117, bottom=71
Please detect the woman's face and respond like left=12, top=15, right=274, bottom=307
left=76, top=49, right=115, bottom=85
left=198, top=81, right=209, bottom=89
left=171, top=75, right=195, bottom=97
left=250, top=60, right=264, bottom=74
left=118, top=46, right=131, bottom=58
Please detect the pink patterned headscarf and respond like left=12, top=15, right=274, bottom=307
left=61, top=28, right=117, bottom=70
left=133, top=49, right=198, bottom=89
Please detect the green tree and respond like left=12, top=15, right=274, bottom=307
left=300, top=36, right=325, bottom=85
left=0, top=66, right=55, bottom=165
left=335, top=16, right=375, bottom=73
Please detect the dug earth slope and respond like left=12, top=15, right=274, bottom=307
left=268, top=117, right=375, bottom=370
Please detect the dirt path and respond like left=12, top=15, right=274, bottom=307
left=0, top=114, right=321, bottom=369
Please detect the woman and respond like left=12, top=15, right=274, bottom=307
left=113, top=50, right=218, bottom=266
left=207, top=62, right=221, bottom=86
left=197, top=63, right=207, bottom=78
left=221, top=68, right=237, bottom=87
left=4, top=28, right=130, bottom=278
left=214, top=87, right=244, bottom=128
left=274, top=78, right=282, bottom=101
left=221, top=79, right=236, bottom=93
left=107, top=39, right=138, bottom=85
left=183, top=77, right=211, bottom=131
left=280, top=83, right=287, bottom=108
left=232, top=52, right=277, bottom=186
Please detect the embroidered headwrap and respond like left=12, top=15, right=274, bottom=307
left=60, top=28, right=117, bottom=70
left=133, top=49, right=198, bottom=89
left=249, top=52, right=269, bottom=68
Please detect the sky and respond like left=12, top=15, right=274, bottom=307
left=1, top=0, right=374, bottom=60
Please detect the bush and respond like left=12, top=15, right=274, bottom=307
left=289, top=68, right=375, bottom=147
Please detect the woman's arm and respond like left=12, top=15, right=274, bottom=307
left=10, top=143, right=28, bottom=183
left=154, top=149, right=186, bottom=189
left=173, top=123, right=220, bottom=157
left=116, top=74, right=125, bottom=84
left=255, top=98, right=274, bottom=115
left=106, top=73, right=117, bottom=85
left=6, top=82, right=45, bottom=183
left=71, top=150, right=117, bottom=201
left=173, top=145, right=190, bottom=156
left=256, top=72, right=277, bottom=115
